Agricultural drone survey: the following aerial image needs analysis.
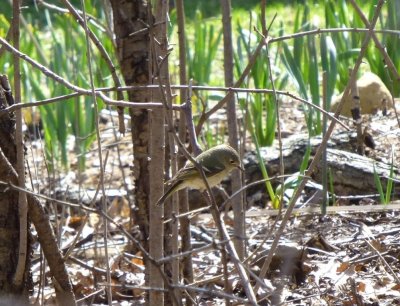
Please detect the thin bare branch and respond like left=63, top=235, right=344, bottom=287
left=11, top=0, right=29, bottom=289
left=254, top=0, right=386, bottom=294
left=60, top=0, right=126, bottom=133
left=0, top=36, right=89, bottom=94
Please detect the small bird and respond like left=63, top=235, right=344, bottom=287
left=156, top=144, right=243, bottom=206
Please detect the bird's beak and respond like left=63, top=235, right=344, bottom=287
left=237, top=164, right=245, bottom=172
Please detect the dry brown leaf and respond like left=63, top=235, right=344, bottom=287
left=108, top=196, right=130, bottom=218
left=357, top=281, right=366, bottom=292
left=337, top=262, right=350, bottom=273
left=354, top=263, right=367, bottom=272
left=68, top=215, right=85, bottom=229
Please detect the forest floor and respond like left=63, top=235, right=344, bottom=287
left=26, top=96, right=400, bottom=305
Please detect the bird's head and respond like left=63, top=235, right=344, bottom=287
left=218, top=145, right=243, bottom=171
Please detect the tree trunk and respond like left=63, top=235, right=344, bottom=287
left=0, top=75, right=30, bottom=302
left=175, top=0, right=194, bottom=304
left=109, top=0, right=151, bottom=237
left=220, top=0, right=245, bottom=260
left=109, top=0, right=152, bottom=287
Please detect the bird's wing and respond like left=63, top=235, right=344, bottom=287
left=164, top=166, right=194, bottom=186
left=166, top=162, right=225, bottom=185
left=200, top=154, right=226, bottom=176
left=201, top=164, right=225, bottom=176
left=179, top=166, right=197, bottom=179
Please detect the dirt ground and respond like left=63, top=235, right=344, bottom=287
left=25, top=96, right=400, bottom=305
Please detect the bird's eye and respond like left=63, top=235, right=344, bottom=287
left=230, top=159, right=235, bottom=164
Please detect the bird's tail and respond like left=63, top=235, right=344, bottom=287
left=155, top=182, right=179, bottom=206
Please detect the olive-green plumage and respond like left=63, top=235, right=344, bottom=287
left=156, top=144, right=242, bottom=206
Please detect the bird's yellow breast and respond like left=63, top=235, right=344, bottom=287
left=180, top=168, right=231, bottom=191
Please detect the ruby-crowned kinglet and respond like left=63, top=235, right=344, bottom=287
left=156, top=144, right=243, bottom=206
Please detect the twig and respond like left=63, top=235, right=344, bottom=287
left=1, top=86, right=348, bottom=130
left=98, top=209, right=181, bottom=306
left=199, top=178, right=258, bottom=305
left=157, top=239, right=229, bottom=264
left=321, top=71, right=328, bottom=214
left=195, top=33, right=267, bottom=135
left=1, top=178, right=163, bottom=272
left=221, top=0, right=245, bottom=266
left=1, top=92, right=180, bottom=114
left=68, top=256, right=108, bottom=276
left=269, top=27, right=400, bottom=44
left=37, top=0, right=107, bottom=33
left=348, top=0, right=400, bottom=129
left=60, top=0, right=126, bottom=133
left=182, top=80, right=202, bottom=155
left=0, top=36, right=90, bottom=94
left=161, top=176, right=295, bottom=224
left=11, top=0, right=29, bottom=289
left=0, top=153, right=76, bottom=306
left=175, top=0, right=195, bottom=300
left=358, top=223, right=400, bottom=284
left=349, top=68, right=364, bottom=155
left=148, top=4, right=172, bottom=303
left=194, top=26, right=397, bottom=134
left=79, top=1, right=113, bottom=304
left=254, top=0, right=386, bottom=293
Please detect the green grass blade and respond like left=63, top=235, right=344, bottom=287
left=373, top=164, right=386, bottom=204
